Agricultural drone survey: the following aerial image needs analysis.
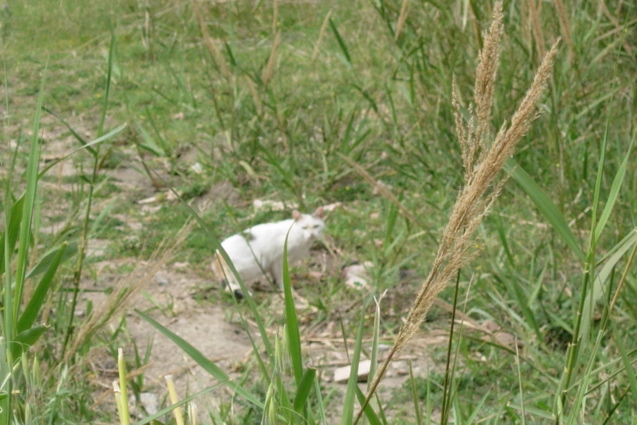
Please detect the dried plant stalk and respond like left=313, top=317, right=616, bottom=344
left=262, top=31, right=282, bottom=88
left=394, top=0, right=410, bottom=40
left=64, top=219, right=194, bottom=364
left=471, top=2, right=504, bottom=172
left=553, top=0, right=574, bottom=61
left=312, top=9, right=333, bottom=62
left=353, top=2, right=559, bottom=422
left=527, top=0, right=546, bottom=60
left=192, top=0, right=230, bottom=78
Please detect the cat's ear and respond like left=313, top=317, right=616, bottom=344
left=313, top=206, right=324, bottom=218
left=292, top=210, right=302, bottom=221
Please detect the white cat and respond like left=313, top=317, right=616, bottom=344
left=212, top=208, right=325, bottom=299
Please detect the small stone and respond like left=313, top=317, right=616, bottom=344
left=334, top=359, right=372, bottom=383
left=341, top=262, right=373, bottom=290
left=190, top=162, right=203, bottom=174
left=154, top=272, right=170, bottom=286
left=389, top=360, right=409, bottom=376
left=129, top=392, right=159, bottom=418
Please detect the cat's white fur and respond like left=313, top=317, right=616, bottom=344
left=212, top=207, right=325, bottom=299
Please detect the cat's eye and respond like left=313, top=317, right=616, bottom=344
left=313, top=225, right=320, bottom=229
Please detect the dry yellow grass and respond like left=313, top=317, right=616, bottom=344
left=354, top=2, right=560, bottom=422
left=192, top=0, right=230, bottom=79
left=64, top=219, right=194, bottom=364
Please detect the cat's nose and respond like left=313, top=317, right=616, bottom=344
left=233, top=289, right=244, bottom=300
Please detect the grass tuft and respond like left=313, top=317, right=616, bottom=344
left=356, top=3, right=560, bottom=421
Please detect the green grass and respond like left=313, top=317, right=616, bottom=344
left=1, top=0, right=636, bottom=423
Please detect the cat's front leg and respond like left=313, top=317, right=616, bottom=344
left=271, top=263, right=285, bottom=291
left=212, top=251, right=245, bottom=300
left=223, top=278, right=245, bottom=300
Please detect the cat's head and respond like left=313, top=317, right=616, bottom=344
left=291, top=207, right=325, bottom=240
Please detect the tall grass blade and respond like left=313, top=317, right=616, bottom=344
left=258, top=143, right=297, bottom=193
left=493, top=271, right=542, bottom=340
left=612, top=326, right=637, bottom=418
left=329, top=18, right=352, bottom=66
left=292, top=367, right=316, bottom=414
left=282, top=233, right=303, bottom=385
left=274, top=337, right=294, bottom=423
left=313, top=378, right=328, bottom=424
left=593, top=135, right=634, bottom=243
left=25, top=242, right=77, bottom=279
left=505, top=159, right=585, bottom=261
left=408, top=362, right=423, bottom=425
left=0, top=195, right=24, bottom=276
left=42, top=106, right=97, bottom=155
left=580, top=230, right=637, bottom=340
left=62, top=31, right=120, bottom=355
left=12, top=69, right=46, bottom=330
left=354, top=386, right=383, bottom=425
left=591, top=122, right=609, bottom=248
left=368, top=294, right=383, bottom=393
left=98, top=26, right=116, bottom=136
left=38, top=124, right=127, bottom=177
left=340, top=313, right=366, bottom=425
left=18, top=242, right=71, bottom=332
left=440, top=272, right=462, bottom=424
left=608, top=230, right=637, bottom=313
left=136, top=309, right=263, bottom=408
left=134, top=121, right=167, bottom=157
left=13, top=325, right=48, bottom=358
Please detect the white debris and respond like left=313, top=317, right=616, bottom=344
left=138, top=190, right=180, bottom=204
left=334, top=360, right=372, bottom=383
left=253, top=199, right=298, bottom=211
left=190, top=162, right=203, bottom=174
left=340, top=261, right=373, bottom=290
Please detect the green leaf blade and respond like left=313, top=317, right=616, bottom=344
left=505, top=159, right=585, bottom=261
left=136, top=309, right=263, bottom=409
